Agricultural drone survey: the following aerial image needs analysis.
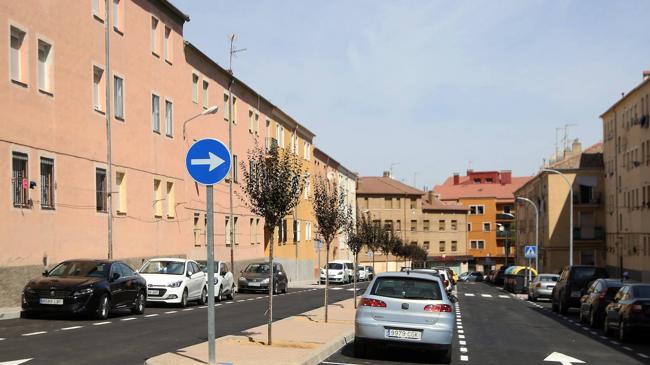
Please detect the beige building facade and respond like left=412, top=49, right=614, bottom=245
left=515, top=141, right=606, bottom=273
left=600, top=72, right=650, bottom=281
left=357, top=173, right=469, bottom=274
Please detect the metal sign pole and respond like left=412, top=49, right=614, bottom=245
left=206, top=185, right=216, bottom=365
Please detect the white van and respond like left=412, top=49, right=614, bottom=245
left=320, top=260, right=354, bottom=284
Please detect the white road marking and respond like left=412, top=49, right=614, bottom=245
left=599, top=336, right=608, bottom=340
left=0, top=338, right=5, bottom=341
left=458, top=326, right=464, bottom=329
left=165, top=311, right=178, bottom=314
left=458, top=330, right=464, bottom=334
left=145, top=314, right=159, bottom=318
left=198, top=306, right=207, bottom=309
left=237, top=300, right=245, bottom=302
left=568, top=320, right=574, bottom=323
left=121, top=317, right=137, bottom=321
left=459, top=334, right=465, bottom=339
left=60, top=326, right=83, bottom=331
left=246, top=298, right=255, bottom=301
left=256, top=296, right=264, bottom=299
left=22, top=331, right=46, bottom=336
left=464, top=293, right=475, bottom=297
left=623, top=346, right=633, bottom=351
left=590, top=331, right=597, bottom=335
left=459, top=340, right=467, bottom=345
left=182, top=308, right=194, bottom=311
left=610, top=340, right=620, bottom=345
left=331, top=287, right=343, bottom=291
left=498, top=295, right=509, bottom=298
left=638, top=353, right=649, bottom=359
left=460, top=347, right=468, bottom=353
left=0, top=359, right=33, bottom=365
left=215, top=304, right=222, bottom=307
left=93, top=322, right=110, bottom=326
left=481, top=294, right=492, bottom=298
left=460, top=355, right=469, bottom=361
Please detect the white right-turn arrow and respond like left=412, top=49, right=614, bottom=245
left=544, top=352, right=585, bottom=365
left=191, top=152, right=225, bottom=172
left=0, top=359, right=33, bottom=365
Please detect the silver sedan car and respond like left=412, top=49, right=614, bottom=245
left=354, top=272, right=454, bottom=362
left=528, top=273, right=560, bottom=301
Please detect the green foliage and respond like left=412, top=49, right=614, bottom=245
left=311, top=176, right=348, bottom=248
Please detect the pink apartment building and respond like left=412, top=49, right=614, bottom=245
left=0, top=0, right=314, bottom=306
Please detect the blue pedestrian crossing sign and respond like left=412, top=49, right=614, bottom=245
left=524, top=245, right=537, bottom=259
left=185, top=138, right=231, bottom=186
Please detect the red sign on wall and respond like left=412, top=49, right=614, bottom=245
left=22, top=179, right=28, bottom=189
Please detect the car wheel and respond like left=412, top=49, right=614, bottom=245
left=579, top=309, right=585, bottom=323
left=227, top=285, right=235, bottom=300
left=179, top=289, right=188, bottom=308
left=216, top=286, right=223, bottom=302
left=96, top=294, right=110, bottom=320
left=131, top=291, right=146, bottom=315
left=559, top=297, right=568, bottom=315
left=589, top=309, right=598, bottom=328
left=619, top=320, right=629, bottom=342
left=530, top=293, right=537, bottom=302
left=353, top=338, right=367, bottom=358
left=199, top=287, right=208, bottom=305
left=273, top=284, right=279, bottom=295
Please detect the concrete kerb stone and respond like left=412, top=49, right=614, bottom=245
left=0, top=307, right=22, bottom=321
left=297, top=329, right=354, bottom=365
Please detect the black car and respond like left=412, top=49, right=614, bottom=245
left=552, top=265, right=609, bottom=314
left=492, top=266, right=510, bottom=286
left=238, top=262, right=288, bottom=294
left=604, top=284, right=650, bottom=341
left=579, top=278, right=623, bottom=327
left=22, top=259, right=147, bottom=319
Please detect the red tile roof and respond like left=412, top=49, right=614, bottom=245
left=357, top=176, right=424, bottom=196
left=433, top=174, right=532, bottom=201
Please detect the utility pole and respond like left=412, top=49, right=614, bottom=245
left=104, top=0, right=113, bottom=259
left=227, top=34, right=246, bottom=273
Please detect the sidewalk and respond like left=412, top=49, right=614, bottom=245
left=288, top=279, right=322, bottom=289
left=145, top=298, right=356, bottom=365
left=0, top=307, right=22, bottom=320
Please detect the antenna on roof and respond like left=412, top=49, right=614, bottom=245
left=389, top=162, right=400, bottom=178
left=228, top=34, right=247, bottom=74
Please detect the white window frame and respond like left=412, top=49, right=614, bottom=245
left=483, top=222, right=491, bottom=232
left=192, top=73, right=199, bottom=103
left=151, top=92, right=160, bottom=133
left=165, top=98, right=173, bottom=137
left=37, top=37, right=53, bottom=94
left=113, top=74, right=124, bottom=120
left=202, top=80, right=209, bottom=109
left=150, top=16, right=159, bottom=56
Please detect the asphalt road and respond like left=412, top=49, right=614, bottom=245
left=0, top=282, right=368, bottom=365
left=321, top=282, right=650, bottom=365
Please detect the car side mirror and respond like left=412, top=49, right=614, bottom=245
left=111, top=272, right=120, bottom=282
left=187, top=271, right=193, bottom=277
left=42, top=270, right=49, bottom=277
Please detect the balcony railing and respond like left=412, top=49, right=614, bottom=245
left=573, top=226, right=605, bottom=240
left=496, top=230, right=515, bottom=238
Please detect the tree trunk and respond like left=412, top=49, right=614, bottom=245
left=353, top=252, right=358, bottom=309
left=267, top=227, right=274, bottom=346
left=371, top=249, right=375, bottom=272
left=325, top=241, right=330, bottom=323
left=385, top=251, right=389, bottom=272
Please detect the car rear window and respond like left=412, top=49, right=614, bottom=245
left=328, top=263, right=343, bottom=270
left=371, top=277, right=442, bottom=300
left=540, top=275, right=559, bottom=282
left=606, top=287, right=622, bottom=297
left=632, top=285, right=650, bottom=298
left=571, top=267, right=606, bottom=281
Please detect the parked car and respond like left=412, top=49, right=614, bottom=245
left=433, top=267, right=457, bottom=285
left=604, top=283, right=650, bottom=341
left=485, top=270, right=496, bottom=283
left=412, top=269, right=451, bottom=294
left=458, top=272, right=471, bottom=281
left=462, top=272, right=484, bottom=282
left=527, top=274, right=559, bottom=301
left=238, top=262, right=288, bottom=294
left=491, top=266, right=510, bottom=286
left=320, top=260, right=354, bottom=284
left=358, top=266, right=370, bottom=281
left=354, top=271, right=454, bottom=362
left=365, top=266, right=375, bottom=281
left=138, top=258, right=207, bottom=307
left=22, top=259, right=147, bottom=319
left=197, top=260, right=235, bottom=301
left=579, top=278, right=623, bottom=327
left=552, top=265, right=609, bottom=314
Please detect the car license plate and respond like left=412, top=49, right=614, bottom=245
left=571, top=290, right=582, bottom=298
left=147, top=289, right=159, bottom=296
left=39, top=298, right=63, bottom=305
left=248, top=282, right=261, bottom=287
left=385, top=329, right=421, bottom=340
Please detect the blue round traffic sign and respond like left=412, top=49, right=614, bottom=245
left=185, top=138, right=232, bottom=185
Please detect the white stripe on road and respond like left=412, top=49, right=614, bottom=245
left=215, top=304, right=222, bottom=307
left=0, top=338, right=5, bottom=341
left=623, top=346, right=633, bottom=351
left=481, top=294, right=492, bottom=298
left=460, top=347, right=468, bottom=353
left=165, top=311, right=178, bottom=314
left=331, top=287, right=343, bottom=290
left=61, top=326, right=83, bottom=331
left=182, top=308, right=194, bottom=311
left=638, top=353, right=649, bottom=359
left=22, top=331, right=46, bottom=336
left=458, top=326, right=463, bottom=329
left=600, top=336, right=608, bottom=340
left=256, top=296, right=264, bottom=299
left=458, top=330, right=464, bottom=334
left=460, top=355, right=469, bottom=361
left=610, top=341, right=620, bottom=345
left=237, top=300, right=245, bottom=302
left=198, top=306, right=207, bottom=309
left=464, top=293, right=475, bottom=297
left=145, top=314, right=159, bottom=318
left=498, top=295, right=509, bottom=298
left=93, top=321, right=110, bottom=326
left=121, top=317, right=137, bottom=321
left=459, top=334, right=465, bottom=339
left=459, top=340, right=467, bottom=345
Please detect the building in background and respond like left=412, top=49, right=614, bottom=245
left=600, top=71, right=650, bottom=281
left=357, top=172, right=468, bottom=274
left=313, top=148, right=357, bottom=271
left=515, top=141, right=606, bottom=273
left=433, top=170, right=531, bottom=272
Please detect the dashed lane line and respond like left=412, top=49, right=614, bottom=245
left=460, top=355, right=469, bottom=361
left=182, top=308, right=194, bottom=311
left=464, top=293, right=475, bottom=297
left=623, top=346, right=633, bottom=351
left=165, top=311, right=178, bottom=314
left=638, top=353, right=649, bottom=359
left=145, top=314, right=159, bottom=318
left=93, top=322, right=110, bottom=326
left=498, top=295, right=510, bottom=298
left=460, top=347, right=468, bottom=353
left=481, top=294, right=492, bottom=298
left=459, top=340, right=467, bottom=345
left=121, top=317, right=137, bottom=321
left=60, top=326, right=83, bottom=331
left=22, top=331, right=46, bottom=336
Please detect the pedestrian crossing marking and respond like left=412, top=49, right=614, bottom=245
left=464, top=293, right=475, bottom=297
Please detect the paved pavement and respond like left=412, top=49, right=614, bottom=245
left=0, top=282, right=368, bottom=365
left=321, top=282, right=650, bottom=365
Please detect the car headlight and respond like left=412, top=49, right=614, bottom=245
left=23, top=286, right=36, bottom=294
left=261, top=278, right=270, bottom=284
left=168, top=280, right=183, bottom=288
left=73, top=287, right=94, bottom=296
left=238, top=277, right=247, bottom=282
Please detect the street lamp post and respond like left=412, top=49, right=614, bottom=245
left=182, top=106, right=219, bottom=365
left=498, top=212, right=515, bottom=267
left=517, top=197, right=538, bottom=288
left=542, top=168, right=573, bottom=266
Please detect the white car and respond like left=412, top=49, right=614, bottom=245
left=200, top=260, right=235, bottom=301
left=320, top=260, right=354, bottom=284
left=138, top=258, right=207, bottom=307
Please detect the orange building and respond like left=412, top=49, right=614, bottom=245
left=433, top=170, right=531, bottom=272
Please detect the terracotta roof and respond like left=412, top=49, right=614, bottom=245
left=433, top=175, right=532, bottom=201
left=357, top=177, right=424, bottom=196
left=422, top=198, right=467, bottom=212
left=548, top=142, right=604, bottom=170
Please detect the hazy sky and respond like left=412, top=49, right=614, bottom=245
left=173, top=0, right=650, bottom=189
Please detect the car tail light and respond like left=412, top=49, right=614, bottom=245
left=444, top=280, right=449, bottom=287
left=535, top=283, right=541, bottom=288
left=632, top=304, right=643, bottom=313
left=424, top=304, right=453, bottom=313
left=359, top=298, right=386, bottom=308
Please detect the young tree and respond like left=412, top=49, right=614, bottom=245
left=377, top=229, right=401, bottom=272
left=343, top=207, right=363, bottom=308
left=240, top=142, right=305, bottom=345
left=311, top=175, right=348, bottom=323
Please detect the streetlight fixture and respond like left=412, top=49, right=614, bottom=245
left=517, top=197, right=538, bottom=287
left=182, top=105, right=219, bottom=140
left=541, top=168, right=573, bottom=266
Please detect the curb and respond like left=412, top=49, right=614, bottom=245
left=0, top=309, right=21, bottom=321
left=298, top=329, right=355, bottom=365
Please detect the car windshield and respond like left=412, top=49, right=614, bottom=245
left=540, top=275, right=559, bottom=282
left=245, top=263, right=270, bottom=273
left=572, top=267, right=603, bottom=281
left=371, top=277, right=442, bottom=300
left=140, top=260, right=185, bottom=275
left=48, top=261, right=109, bottom=278
left=632, top=285, right=650, bottom=298
left=328, top=263, right=343, bottom=270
